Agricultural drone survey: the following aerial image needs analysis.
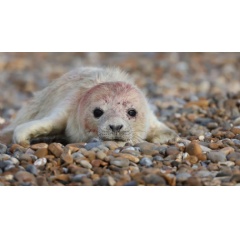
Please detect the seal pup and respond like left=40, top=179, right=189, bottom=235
left=0, top=67, right=177, bottom=146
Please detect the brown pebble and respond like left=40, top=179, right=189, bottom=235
left=186, top=141, right=202, bottom=156
left=185, top=177, right=202, bottom=186
left=91, top=159, right=102, bottom=167
left=35, top=148, right=49, bottom=158
left=60, top=147, right=73, bottom=164
left=186, top=155, right=198, bottom=164
left=14, top=171, right=36, bottom=185
left=31, top=143, right=48, bottom=150
left=231, top=127, right=240, bottom=135
left=48, top=143, right=63, bottom=158
left=114, top=153, right=140, bottom=163
left=166, top=146, right=180, bottom=156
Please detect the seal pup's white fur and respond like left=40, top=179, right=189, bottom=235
left=0, top=67, right=177, bottom=146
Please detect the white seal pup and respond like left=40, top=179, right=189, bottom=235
left=0, top=67, right=177, bottom=146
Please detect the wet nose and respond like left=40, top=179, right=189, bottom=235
left=109, top=124, right=123, bottom=132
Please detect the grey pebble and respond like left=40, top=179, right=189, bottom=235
left=207, top=151, right=226, bottom=163
left=0, top=143, right=7, bottom=154
left=85, top=142, right=102, bottom=150
left=71, top=174, right=88, bottom=182
left=0, top=168, right=2, bottom=175
left=26, top=165, right=38, bottom=175
left=110, top=158, right=129, bottom=167
left=4, top=164, right=15, bottom=171
left=176, top=172, right=191, bottom=182
left=72, top=152, right=84, bottom=160
left=153, top=155, right=164, bottom=161
left=195, top=170, right=213, bottom=178
left=140, top=157, right=153, bottom=167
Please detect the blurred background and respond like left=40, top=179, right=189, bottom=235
left=0, top=52, right=240, bottom=134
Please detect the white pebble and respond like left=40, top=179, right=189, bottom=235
left=199, top=135, right=205, bottom=141
left=34, top=158, right=47, bottom=167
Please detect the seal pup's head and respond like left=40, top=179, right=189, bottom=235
left=78, top=81, right=150, bottom=144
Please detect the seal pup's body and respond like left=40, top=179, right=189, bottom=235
left=0, top=67, right=177, bottom=146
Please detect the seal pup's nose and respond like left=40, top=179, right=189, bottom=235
left=109, top=125, right=123, bottom=132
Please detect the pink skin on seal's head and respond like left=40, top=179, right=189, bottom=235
left=78, top=81, right=149, bottom=141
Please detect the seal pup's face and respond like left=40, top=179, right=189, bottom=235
left=78, top=82, right=149, bottom=144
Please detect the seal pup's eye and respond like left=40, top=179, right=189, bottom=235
left=93, top=108, right=104, bottom=118
left=127, top=109, right=137, bottom=117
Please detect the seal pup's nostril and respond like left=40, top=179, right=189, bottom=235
left=109, top=125, right=123, bottom=132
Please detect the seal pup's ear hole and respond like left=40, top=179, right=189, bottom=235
left=93, top=108, right=104, bottom=118
left=127, top=109, right=137, bottom=117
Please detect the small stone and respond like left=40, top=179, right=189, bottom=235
left=14, top=171, right=37, bottom=185
left=10, top=157, right=20, bottom=165
left=218, top=161, right=235, bottom=167
left=35, top=148, right=49, bottom=158
left=31, top=143, right=48, bottom=150
left=108, top=176, right=116, bottom=186
left=91, top=159, right=102, bottom=167
left=110, top=157, right=129, bottom=167
left=207, top=122, right=218, bottom=129
left=219, top=147, right=234, bottom=155
left=0, top=154, right=11, bottom=160
left=80, top=160, right=92, bottom=169
left=85, top=142, right=102, bottom=150
left=176, top=172, right=191, bottom=182
left=115, top=153, right=140, bottom=163
left=227, top=152, right=240, bottom=162
left=166, top=146, right=180, bottom=155
left=96, top=151, right=107, bottom=160
left=60, top=147, right=73, bottom=164
left=153, top=155, right=164, bottom=161
left=48, top=143, right=63, bottom=157
left=0, top=143, right=7, bottom=154
left=231, top=127, right=240, bottom=135
left=34, top=158, right=47, bottom=167
left=103, top=141, right=119, bottom=150
left=4, top=164, right=15, bottom=171
left=186, top=141, right=202, bottom=156
left=71, top=174, right=88, bottom=182
left=144, top=174, right=166, bottom=185
left=207, top=151, right=226, bottom=163
left=26, top=165, right=38, bottom=175
left=207, top=163, right=219, bottom=171
left=186, top=177, right=202, bottom=186
left=139, top=157, right=153, bottom=167
left=195, top=170, right=213, bottom=178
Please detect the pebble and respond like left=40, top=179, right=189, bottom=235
left=143, top=174, right=166, bottom=185
left=115, top=153, right=140, bottom=163
left=80, top=160, right=92, bottom=169
left=227, top=152, right=240, bottom=162
left=14, top=171, right=37, bottom=185
left=110, top=157, right=129, bottom=167
left=26, top=164, right=38, bottom=175
left=35, top=148, right=49, bottom=158
left=31, top=143, right=48, bottom=150
left=207, top=151, right=226, bottom=163
left=186, top=141, right=202, bottom=156
left=176, top=172, right=191, bottom=182
left=139, top=157, right=153, bottom=167
left=0, top=143, right=7, bottom=154
left=71, top=174, right=88, bottom=182
left=10, top=157, right=20, bottom=165
left=85, top=142, right=102, bottom=150
left=34, top=158, right=47, bottom=167
left=48, top=143, right=63, bottom=158
left=96, top=151, right=107, bottom=160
